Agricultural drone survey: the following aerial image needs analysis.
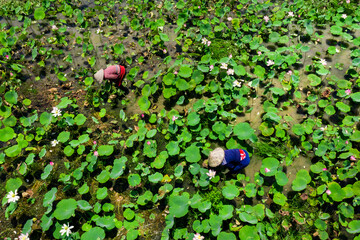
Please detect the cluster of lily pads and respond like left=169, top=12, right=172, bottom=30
left=1, top=0, right=360, bottom=239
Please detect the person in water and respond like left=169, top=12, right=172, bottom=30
left=208, top=147, right=250, bottom=173
left=94, top=64, right=126, bottom=87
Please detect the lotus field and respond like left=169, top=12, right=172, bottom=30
left=1, top=0, right=360, bottom=239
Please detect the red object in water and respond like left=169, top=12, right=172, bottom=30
left=104, top=65, right=126, bottom=87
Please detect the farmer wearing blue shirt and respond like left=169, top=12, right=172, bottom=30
left=208, top=147, right=250, bottom=173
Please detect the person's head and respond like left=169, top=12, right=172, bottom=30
left=208, top=147, right=225, bottom=167
left=94, top=69, right=104, bottom=84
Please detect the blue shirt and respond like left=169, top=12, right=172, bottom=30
left=222, top=149, right=250, bottom=173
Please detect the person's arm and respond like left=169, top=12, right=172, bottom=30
left=104, top=65, right=119, bottom=80
left=231, top=164, right=244, bottom=173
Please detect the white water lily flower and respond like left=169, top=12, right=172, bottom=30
left=319, top=58, right=327, bottom=66
left=336, top=48, right=340, bottom=53
left=206, top=169, right=216, bottom=180
left=96, top=28, right=102, bottom=34
left=233, top=80, right=242, bottom=88
left=51, top=107, right=62, bottom=117
left=264, top=16, right=269, bottom=22
left=266, top=60, right=274, bottom=66
left=220, top=63, right=228, bottom=69
left=288, top=12, right=294, bottom=17
left=60, top=223, right=74, bottom=237
left=201, top=38, right=208, bottom=45
left=51, top=139, right=59, bottom=147
left=18, top=233, right=30, bottom=240
left=51, top=25, right=58, bottom=30
left=193, top=233, right=204, bottom=240
left=6, top=189, right=20, bottom=203
left=227, top=68, right=234, bottom=75
left=341, top=14, right=347, bottom=19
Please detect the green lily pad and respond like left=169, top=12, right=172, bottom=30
left=80, top=227, right=105, bottom=240
left=169, top=193, right=190, bottom=218
left=128, top=174, right=141, bottom=187
left=34, top=7, right=45, bottom=20
left=5, top=177, right=22, bottom=192
left=222, top=184, right=239, bottom=200
left=151, top=151, right=168, bottom=168
left=96, top=187, right=108, bottom=200
left=98, top=145, right=114, bottom=156
left=4, top=91, right=18, bottom=104
left=275, top=171, right=289, bottom=186
left=54, top=199, right=77, bottom=220
left=187, top=112, right=200, bottom=126
left=308, top=74, right=321, bottom=86
left=260, top=157, right=279, bottom=176
left=123, top=208, right=135, bottom=220
left=184, top=144, right=201, bottom=163
left=273, top=192, right=287, bottom=206
left=328, top=182, right=346, bottom=202
left=57, top=131, right=70, bottom=143
left=110, top=157, right=127, bottom=179
left=137, top=190, right=153, bottom=205
left=233, top=122, right=255, bottom=140
left=239, top=225, right=260, bottom=240
left=179, top=65, right=193, bottom=78
left=292, top=170, right=311, bottom=191
left=138, top=96, right=151, bottom=111
left=217, top=232, right=236, bottom=240
left=0, top=127, right=16, bottom=142
left=347, top=220, right=360, bottom=234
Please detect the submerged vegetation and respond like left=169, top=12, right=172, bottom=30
left=1, top=0, right=360, bottom=239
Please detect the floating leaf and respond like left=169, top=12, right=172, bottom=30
left=179, top=65, right=193, bottom=78
left=308, top=74, right=321, bottom=86
left=275, top=171, right=289, bottom=186
left=98, top=145, right=114, bottom=156
left=5, top=178, right=22, bottom=192
left=233, top=122, right=255, bottom=140
left=169, top=193, right=189, bottom=218
left=123, top=208, right=135, bottom=220
left=222, top=184, right=239, bottom=200
left=184, top=144, right=201, bottom=163
left=54, top=199, right=77, bottom=220
left=138, top=96, right=151, bottom=111
left=292, top=170, right=311, bottom=191
left=80, top=227, right=105, bottom=240
left=34, top=7, right=45, bottom=20
left=273, top=192, right=287, bottom=206
left=128, top=174, right=141, bottom=187
left=347, top=220, right=360, bottom=234
left=4, top=91, right=18, bottom=105
left=328, top=182, right=346, bottom=202
left=0, top=127, right=16, bottom=142
left=110, top=157, right=127, bottom=179
left=260, top=157, right=279, bottom=176
left=239, top=225, right=260, bottom=240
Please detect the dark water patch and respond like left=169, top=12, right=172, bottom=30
left=326, top=38, right=338, bottom=46
left=29, top=229, right=42, bottom=239
left=106, top=228, right=118, bottom=238
left=113, top=178, right=129, bottom=193
left=329, top=113, right=343, bottom=125
left=300, top=34, right=311, bottom=43
left=339, top=41, right=350, bottom=49
left=99, top=180, right=113, bottom=189
left=24, top=174, right=34, bottom=185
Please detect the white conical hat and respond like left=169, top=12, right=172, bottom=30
left=209, top=147, right=225, bottom=167
left=94, top=69, right=104, bottom=83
